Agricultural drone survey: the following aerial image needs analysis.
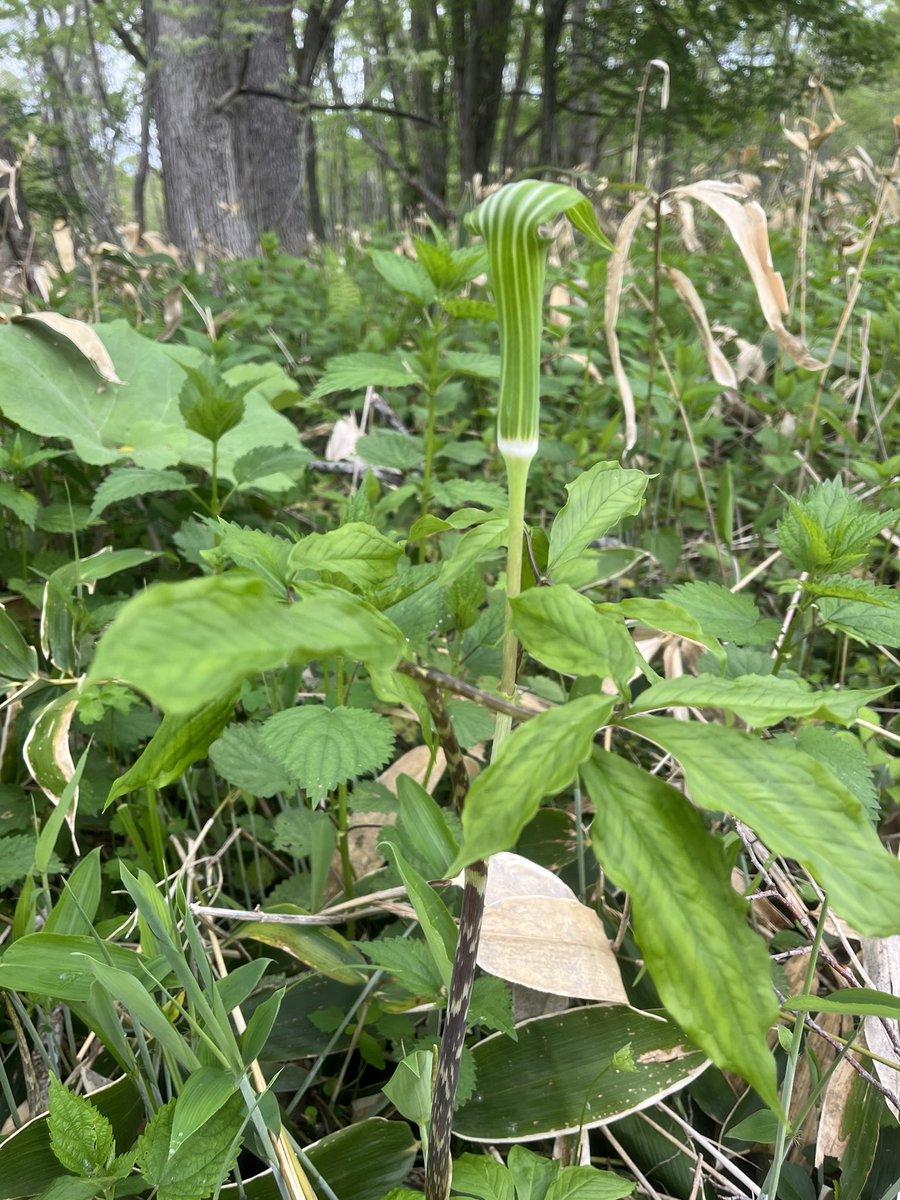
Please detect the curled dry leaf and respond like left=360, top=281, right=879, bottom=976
left=861, top=933, right=900, bottom=1119
left=9, top=311, right=124, bottom=384
left=735, top=338, right=765, bottom=384
left=477, top=896, right=628, bottom=1002
left=605, top=194, right=652, bottom=455
left=664, top=266, right=737, bottom=389
left=676, top=199, right=702, bottom=252
left=52, top=219, right=76, bottom=272
left=671, top=181, right=825, bottom=371
left=325, top=412, right=361, bottom=462
left=549, top=283, right=571, bottom=334
left=483, top=851, right=575, bottom=907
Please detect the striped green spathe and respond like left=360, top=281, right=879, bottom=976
left=466, top=181, right=609, bottom=464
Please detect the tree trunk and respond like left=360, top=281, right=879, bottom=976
left=452, top=0, right=516, bottom=186
left=539, top=0, right=567, bottom=168
left=145, top=0, right=256, bottom=258
left=0, top=102, right=42, bottom=296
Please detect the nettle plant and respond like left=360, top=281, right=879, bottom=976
left=0, top=183, right=898, bottom=1200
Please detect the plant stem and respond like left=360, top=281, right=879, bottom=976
left=210, top=438, right=220, bottom=516
left=761, top=897, right=829, bottom=1200
left=499, top=453, right=530, bottom=699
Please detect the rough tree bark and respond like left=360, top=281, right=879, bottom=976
left=451, top=0, right=516, bottom=185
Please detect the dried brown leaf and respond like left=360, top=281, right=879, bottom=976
left=605, top=195, right=653, bottom=454
left=483, top=851, right=576, bottom=907
left=477, top=895, right=628, bottom=1002
left=665, top=266, right=737, bottom=388
left=861, top=934, right=900, bottom=1119
left=11, top=311, right=123, bottom=384
left=378, top=745, right=446, bottom=796
left=52, top=220, right=76, bottom=272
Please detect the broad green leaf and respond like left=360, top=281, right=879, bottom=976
left=439, top=517, right=508, bottom=586
left=356, top=431, right=424, bottom=470
left=391, top=844, right=457, bottom=986
left=442, top=351, right=502, bottom=380
left=0, top=835, right=62, bottom=890
left=725, top=1110, right=780, bottom=1143
left=510, top=586, right=642, bottom=690
left=506, top=1145, right=560, bottom=1200
left=238, top=911, right=367, bottom=984
left=89, top=467, right=189, bottom=520
left=288, top=522, right=404, bottom=590
left=23, top=692, right=79, bottom=805
left=178, top=362, right=248, bottom=443
left=451, top=1155, right=514, bottom=1200
left=451, top=697, right=614, bottom=871
left=44, top=850, right=103, bottom=936
left=214, top=959, right=272, bottom=1014
left=48, top=1074, right=116, bottom=1177
left=0, top=321, right=303, bottom=472
left=297, top=1119, right=418, bottom=1200
left=661, top=582, right=780, bottom=646
left=90, top=575, right=405, bottom=714
left=261, top=705, right=395, bottom=803
left=138, top=1092, right=244, bottom=1200
left=629, top=674, right=888, bottom=728
left=232, top=443, right=311, bottom=487
left=785, top=988, right=900, bottom=1019
left=396, top=775, right=459, bottom=879
left=777, top=478, right=897, bottom=574
left=209, top=723, right=294, bottom=798
left=106, top=691, right=237, bottom=805
left=548, top=463, right=649, bottom=583
left=169, top=1068, right=238, bottom=1153
left=0, top=933, right=151, bottom=1002
left=370, top=251, right=437, bottom=305
left=598, top=597, right=726, bottom=668
left=545, top=1167, right=635, bottom=1200
left=309, top=350, right=421, bottom=401
left=0, top=480, right=38, bottom=528
left=446, top=700, right=494, bottom=750
left=383, top=1049, right=435, bottom=1125
left=792, top=727, right=878, bottom=821
left=815, top=586, right=900, bottom=647
left=0, top=604, right=38, bottom=682
left=454, top=1005, right=706, bottom=1141
left=584, top=752, right=779, bottom=1110
left=205, top=521, right=293, bottom=594
left=241, top=987, right=285, bottom=1064
left=624, top=717, right=900, bottom=937
left=468, top=975, right=516, bottom=1038
left=356, top=937, right=443, bottom=998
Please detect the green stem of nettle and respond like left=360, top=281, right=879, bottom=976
left=333, top=658, right=354, bottom=905
left=210, top=439, right=220, bottom=516
left=762, top=897, right=829, bottom=1200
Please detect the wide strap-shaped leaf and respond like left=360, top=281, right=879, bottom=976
left=454, top=1004, right=707, bottom=1141
left=625, top=716, right=900, bottom=937
left=449, top=696, right=614, bottom=872
left=583, top=751, right=779, bottom=1110
left=466, top=181, right=609, bottom=462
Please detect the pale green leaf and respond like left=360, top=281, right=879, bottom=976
left=309, top=351, right=421, bottom=401
left=0, top=604, right=38, bottom=682
left=792, top=727, right=878, bottom=821
left=786, top=987, right=900, bottom=1019
left=624, top=717, right=900, bottom=937
left=545, top=1167, right=635, bottom=1200
left=383, top=1049, right=435, bottom=1125
left=370, top=251, right=437, bottom=304
left=107, top=692, right=237, bottom=805
left=468, top=976, right=516, bottom=1038
left=232, top=443, right=311, bottom=487
left=0, top=933, right=147, bottom=1001
left=660, top=582, right=780, bottom=646
left=262, top=705, right=394, bottom=803
left=288, top=522, right=404, bottom=590
left=391, top=843, right=457, bottom=986
left=548, top=463, right=650, bottom=583
left=439, top=517, right=508, bottom=586
left=140, top=1092, right=245, bottom=1200
left=238, top=913, right=366, bottom=984
left=0, top=481, right=38, bottom=528
left=629, top=674, right=887, bottom=728
left=599, top=597, right=726, bottom=667
left=815, top=586, right=900, bottom=647
left=356, top=431, right=424, bottom=470
left=48, top=1075, right=115, bottom=1177
left=205, top=521, right=293, bottom=593
left=169, top=1068, right=237, bottom=1154
left=511, top=586, right=642, bottom=690
left=452, top=697, right=615, bottom=870
left=209, top=724, right=293, bottom=798
left=241, top=987, right=285, bottom=1064
left=90, top=575, right=405, bottom=714
left=584, top=752, right=779, bottom=1110
left=451, top=1155, right=514, bottom=1200
left=506, top=1145, right=559, bottom=1200
left=355, top=936, right=444, bottom=997
left=442, top=351, right=502, bottom=380
left=89, top=468, right=189, bottom=520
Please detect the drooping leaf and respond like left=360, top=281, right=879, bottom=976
left=598, top=597, right=726, bottom=668
left=0, top=933, right=151, bottom=1002
left=815, top=584, right=900, bottom=647
left=370, top=251, right=437, bottom=305
left=548, top=463, right=650, bottom=584
left=262, top=705, right=395, bottom=803
left=451, top=697, right=614, bottom=871
left=628, top=673, right=888, bottom=728
left=792, top=727, right=879, bottom=821
left=106, top=691, right=237, bottom=805
left=624, top=716, right=900, bottom=937
left=238, top=913, right=367, bottom=985
left=232, top=443, right=311, bottom=487
left=584, top=751, right=779, bottom=1110
left=510, top=586, right=642, bottom=691
left=90, top=575, right=405, bottom=714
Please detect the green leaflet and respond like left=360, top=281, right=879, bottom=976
left=598, top=597, right=726, bottom=668
left=625, top=716, right=900, bottom=936
left=628, top=673, right=889, bottom=728
left=510, top=585, right=642, bottom=692
left=288, top=521, right=404, bottom=590
left=90, top=575, right=406, bottom=714
left=450, top=696, right=614, bottom=871
left=261, top=705, right=395, bottom=803
left=48, top=1074, right=116, bottom=1177
left=106, top=691, right=238, bottom=806
left=548, top=463, right=650, bottom=583
left=584, top=752, right=780, bottom=1111
left=466, top=181, right=610, bottom=460
left=661, top=581, right=780, bottom=646
left=0, top=604, right=38, bottom=683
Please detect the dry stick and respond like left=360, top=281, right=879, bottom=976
left=397, top=660, right=536, bottom=723
left=802, top=144, right=900, bottom=453
left=417, top=679, right=488, bottom=1200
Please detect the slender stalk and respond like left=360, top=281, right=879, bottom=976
left=761, top=898, right=829, bottom=1200
left=210, top=438, right=220, bottom=516
left=499, top=454, right=530, bottom=699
